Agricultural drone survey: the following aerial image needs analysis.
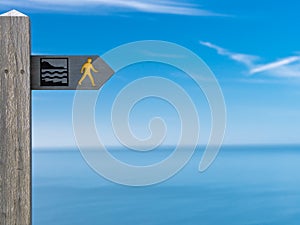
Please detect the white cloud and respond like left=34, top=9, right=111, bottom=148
left=250, top=56, right=300, bottom=74
left=263, top=63, right=300, bottom=78
left=200, top=41, right=300, bottom=78
left=200, top=41, right=259, bottom=67
left=0, top=0, right=226, bottom=16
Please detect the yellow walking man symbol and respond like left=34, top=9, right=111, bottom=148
left=78, top=58, right=98, bottom=86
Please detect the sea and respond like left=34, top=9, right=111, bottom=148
left=32, top=145, right=300, bottom=225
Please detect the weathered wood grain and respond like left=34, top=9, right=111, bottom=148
left=0, top=10, right=31, bottom=225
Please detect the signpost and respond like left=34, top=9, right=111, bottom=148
left=0, top=10, right=114, bottom=225
left=0, top=10, right=31, bottom=225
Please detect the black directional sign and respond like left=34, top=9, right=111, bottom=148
left=31, top=56, right=115, bottom=90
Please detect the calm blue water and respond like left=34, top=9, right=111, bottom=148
left=33, top=146, right=300, bottom=225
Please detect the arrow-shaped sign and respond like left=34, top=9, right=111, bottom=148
left=31, top=55, right=115, bottom=90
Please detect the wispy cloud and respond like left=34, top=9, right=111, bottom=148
left=200, top=41, right=259, bottom=67
left=0, top=0, right=226, bottom=17
left=249, top=56, right=300, bottom=75
left=200, top=41, right=300, bottom=78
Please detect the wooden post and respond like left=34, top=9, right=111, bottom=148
left=0, top=10, right=31, bottom=225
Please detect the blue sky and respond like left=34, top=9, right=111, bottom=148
left=1, top=0, right=300, bottom=148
